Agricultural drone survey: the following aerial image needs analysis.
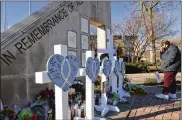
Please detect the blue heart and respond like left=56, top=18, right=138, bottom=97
left=103, top=59, right=112, bottom=77
left=46, top=54, right=79, bottom=91
left=85, top=57, right=100, bottom=82
left=114, top=60, right=121, bottom=75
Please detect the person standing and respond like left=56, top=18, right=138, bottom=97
left=155, top=40, right=181, bottom=100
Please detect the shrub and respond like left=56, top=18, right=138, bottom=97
left=130, top=84, right=147, bottom=96
left=125, top=61, right=158, bottom=74
left=126, top=63, right=149, bottom=73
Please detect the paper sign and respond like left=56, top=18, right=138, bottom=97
left=155, top=71, right=161, bottom=83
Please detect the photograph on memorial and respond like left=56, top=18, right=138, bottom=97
left=68, top=31, right=77, bottom=48
left=81, top=35, right=89, bottom=50
left=81, top=18, right=88, bottom=33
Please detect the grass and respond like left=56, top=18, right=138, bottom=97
left=144, top=78, right=158, bottom=86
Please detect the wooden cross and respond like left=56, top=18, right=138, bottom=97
left=35, top=44, right=86, bottom=119
left=95, top=33, right=120, bottom=117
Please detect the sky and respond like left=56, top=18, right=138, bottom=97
left=1, top=1, right=181, bottom=39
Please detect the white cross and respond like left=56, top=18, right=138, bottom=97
left=97, top=33, right=117, bottom=93
left=35, top=44, right=86, bottom=120
left=74, top=51, right=98, bottom=120
left=95, top=32, right=120, bottom=117
left=85, top=51, right=95, bottom=119
left=97, top=34, right=116, bottom=71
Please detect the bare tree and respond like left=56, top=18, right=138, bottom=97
left=112, top=1, right=179, bottom=63
left=112, top=13, right=150, bottom=63
left=139, top=1, right=179, bottom=63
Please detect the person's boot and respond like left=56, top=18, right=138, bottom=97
left=155, top=93, right=169, bottom=100
left=168, top=93, right=177, bottom=99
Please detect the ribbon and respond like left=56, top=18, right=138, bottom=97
left=61, top=59, right=72, bottom=88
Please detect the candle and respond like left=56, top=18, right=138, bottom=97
left=33, top=114, right=38, bottom=120
left=81, top=109, right=85, bottom=118
left=77, top=108, right=81, bottom=117
left=24, top=116, right=30, bottom=120
left=74, top=104, right=78, bottom=116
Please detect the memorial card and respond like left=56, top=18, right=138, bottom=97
left=81, top=18, right=88, bottom=33
left=82, top=53, right=86, bottom=67
left=68, top=31, right=77, bottom=48
left=81, top=35, right=89, bottom=49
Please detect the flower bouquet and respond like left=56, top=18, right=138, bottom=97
left=130, top=84, right=147, bottom=96
left=123, top=75, right=131, bottom=92
left=112, top=92, right=120, bottom=105
left=0, top=107, right=16, bottom=120
left=16, top=107, right=33, bottom=120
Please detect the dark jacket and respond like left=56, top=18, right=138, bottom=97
left=160, top=44, right=181, bottom=72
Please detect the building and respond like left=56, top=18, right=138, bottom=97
left=1, top=1, right=111, bottom=106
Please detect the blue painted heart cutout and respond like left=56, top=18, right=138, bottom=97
left=103, top=59, right=112, bottom=77
left=46, top=54, right=79, bottom=91
left=114, top=60, right=121, bottom=75
left=85, top=57, right=100, bottom=83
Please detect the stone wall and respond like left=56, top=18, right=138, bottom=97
left=1, top=1, right=111, bottom=106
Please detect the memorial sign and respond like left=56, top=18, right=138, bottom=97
left=1, top=1, right=84, bottom=66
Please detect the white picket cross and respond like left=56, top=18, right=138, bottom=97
left=35, top=44, right=86, bottom=119
left=95, top=33, right=120, bottom=117
left=85, top=51, right=95, bottom=119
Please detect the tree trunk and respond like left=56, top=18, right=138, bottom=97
left=131, top=52, right=134, bottom=63
left=149, top=8, right=156, bottom=64
left=151, top=41, right=156, bottom=64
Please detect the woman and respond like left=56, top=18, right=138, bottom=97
left=155, top=40, right=181, bottom=100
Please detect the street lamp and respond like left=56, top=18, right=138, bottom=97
left=29, top=1, right=31, bottom=15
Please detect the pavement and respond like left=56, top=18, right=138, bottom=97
left=104, top=73, right=181, bottom=120
left=127, top=86, right=181, bottom=120
left=126, top=73, right=181, bottom=84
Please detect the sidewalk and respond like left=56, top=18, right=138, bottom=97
left=107, top=86, right=181, bottom=120
left=126, top=73, right=181, bottom=84
left=105, top=73, right=181, bottom=120
left=127, top=86, right=181, bottom=120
